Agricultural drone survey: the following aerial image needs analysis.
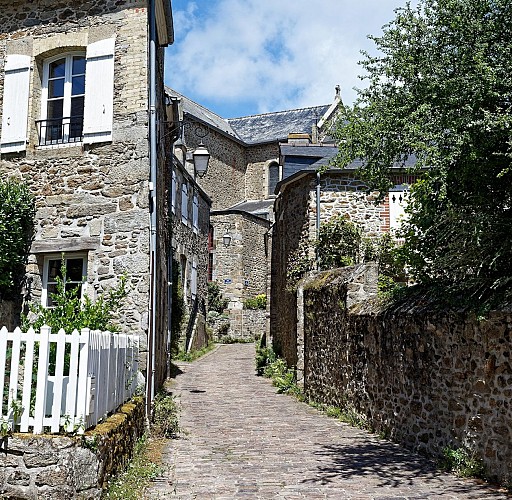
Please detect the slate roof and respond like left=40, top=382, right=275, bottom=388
left=227, top=199, right=275, bottom=216
left=227, top=105, right=330, bottom=145
left=166, top=87, right=239, bottom=139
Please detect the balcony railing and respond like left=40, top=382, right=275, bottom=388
left=36, top=116, right=84, bottom=146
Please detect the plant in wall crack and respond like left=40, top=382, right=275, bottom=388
left=243, top=294, right=267, bottom=310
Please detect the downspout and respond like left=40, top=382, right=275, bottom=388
left=316, top=172, right=321, bottom=270
left=147, top=0, right=158, bottom=418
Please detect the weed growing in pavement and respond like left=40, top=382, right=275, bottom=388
left=262, top=357, right=304, bottom=401
left=151, top=392, right=180, bottom=439
left=439, top=446, right=486, bottom=479
left=255, top=337, right=276, bottom=376
left=102, top=434, right=162, bottom=499
left=175, top=342, right=216, bottom=362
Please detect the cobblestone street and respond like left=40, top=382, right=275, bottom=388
left=145, top=344, right=508, bottom=499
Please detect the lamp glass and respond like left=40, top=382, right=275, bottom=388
left=222, top=233, right=232, bottom=246
left=193, top=144, right=210, bottom=177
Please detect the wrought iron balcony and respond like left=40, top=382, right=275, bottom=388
left=36, top=116, right=83, bottom=146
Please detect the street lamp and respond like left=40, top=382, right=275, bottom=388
left=192, top=141, right=210, bottom=177
left=222, top=232, right=232, bottom=246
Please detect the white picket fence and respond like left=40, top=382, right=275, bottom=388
left=0, top=326, right=139, bottom=435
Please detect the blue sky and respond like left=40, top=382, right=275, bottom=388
left=165, top=0, right=415, bottom=118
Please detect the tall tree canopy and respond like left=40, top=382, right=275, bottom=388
left=333, top=0, right=512, bottom=306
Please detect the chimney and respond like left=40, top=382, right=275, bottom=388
left=287, top=133, right=310, bottom=146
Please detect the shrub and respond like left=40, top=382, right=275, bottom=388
left=243, top=294, right=267, bottom=310
left=315, top=215, right=361, bottom=269
left=151, top=392, right=180, bottom=438
left=170, top=257, right=185, bottom=357
left=22, top=260, right=128, bottom=333
left=439, top=446, right=485, bottom=478
left=0, top=179, right=35, bottom=299
left=207, top=282, right=229, bottom=313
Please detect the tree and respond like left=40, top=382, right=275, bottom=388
left=0, top=179, right=35, bottom=300
left=333, top=0, right=512, bottom=307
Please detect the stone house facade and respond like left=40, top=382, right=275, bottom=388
left=270, top=139, right=418, bottom=362
left=0, top=0, right=174, bottom=393
left=170, top=140, right=211, bottom=351
left=167, top=87, right=343, bottom=339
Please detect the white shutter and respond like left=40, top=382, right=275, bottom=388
left=1, top=55, right=31, bottom=153
left=83, top=37, right=115, bottom=144
left=191, top=260, right=197, bottom=301
left=193, top=193, right=199, bottom=232
left=181, top=184, right=188, bottom=225
left=171, top=171, right=176, bottom=213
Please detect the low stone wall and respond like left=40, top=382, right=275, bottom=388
left=0, top=397, right=145, bottom=499
left=302, top=271, right=512, bottom=484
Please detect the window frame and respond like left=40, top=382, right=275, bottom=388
left=40, top=51, right=86, bottom=146
left=41, top=253, right=88, bottom=308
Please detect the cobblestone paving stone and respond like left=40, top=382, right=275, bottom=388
left=145, top=344, right=509, bottom=499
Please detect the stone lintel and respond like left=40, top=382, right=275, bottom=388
left=31, top=237, right=100, bottom=254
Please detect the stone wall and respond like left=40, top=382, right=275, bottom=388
left=0, top=396, right=145, bottom=499
left=171, top=159, right=211, bottom=351
left=301, top=271, right=512, bottom=484
left=211, top=211, right=270, bottom=339
left=0, top=0, right=171, bottom=383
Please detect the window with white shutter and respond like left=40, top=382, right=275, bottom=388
left=181, top=183, right=189, bottom=225
left=1, top=55, right=31, bottom=153
left=82, top=37, right=115, bottom=144
left=193, top=192, right=199, bottom=233
left=389, top=188, right=409, bottom=230
left=38, top=53, right=86, bottom=146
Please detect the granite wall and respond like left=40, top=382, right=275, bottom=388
left=0, top=397, right=145, bottom=499
left=301, top=271, right=512, bottom=484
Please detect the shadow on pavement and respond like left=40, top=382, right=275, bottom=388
left=301, top=440, right=509, bottom=499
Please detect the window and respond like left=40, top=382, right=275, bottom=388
left=0, top=37, right=115, bottom=153
left=192, top=192, right=199, bottom=232
left=39, top=53, right=86, bottom=145
left=181, top=183, right=189, bottom=225
left=268, top=162, right=280, bottom=196
left=389, top=188, right=409, bottom=230
left=42, top=255, right=87, bottom=307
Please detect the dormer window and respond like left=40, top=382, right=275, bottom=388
left=38, top=53, right=86, bottom=145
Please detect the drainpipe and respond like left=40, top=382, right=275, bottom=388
left=316, top=172, right=321, bottom=270
left=147, top=0, right=158, bottom=418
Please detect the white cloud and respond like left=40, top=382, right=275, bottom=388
left=166, top=0, right=414, bottom=116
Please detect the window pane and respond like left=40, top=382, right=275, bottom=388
left=47, top=260, right=62, bottom=281
left=48, top=78, right=64, bottom=98
left=49, top=58, right=65, bottom=78
left=47, top=284, right=58, bottom=306
left=71, top=96, right=84, bottom=117
left=47, top=99, right=63, bottom=120
left=72, top=75, right=85, bottom=96
left=66, top=258, right=84, bottom=282
left=72, top=56, right=86, bottom=75
left=268, top=163, right=279, bottom=195
left=65, top=282, right=82, bottom=298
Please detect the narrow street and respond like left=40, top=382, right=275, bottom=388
left=145, top=344, right=508, bottom=499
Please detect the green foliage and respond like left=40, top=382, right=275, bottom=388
left=103, top=434, right=161, bottom=499
left=151, top=392, right=180, bottom=439
left=316, top=215, right=361, bottom=269
left=255, top=336, right=276, bottom=376
left=207, top=281, right=229, bottom=313
left=170, top=257, right=185, bottom=357
left=0, top=179, right=35, bottom=299
left=243, top=294, right=267, bottom=310
left=22, top=262, right=128, bottom=333
left=263, top=357, right=303, bottom=400
left=175, top=342, right=215, bottom=362
left=439, top=446, right=486, bottom=478
left=333, top=0, right=512, bottom=308
left=286, top=243, right=314, bottom=289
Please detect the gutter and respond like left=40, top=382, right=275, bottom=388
left=147, top=0, right=158, bottom=418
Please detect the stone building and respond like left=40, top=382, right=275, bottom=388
left=270, top=137, right=417, bottom=362
left=170, top=123, right=212, bottom=352
left=167, top=87, right=343, bottom=339
left=0, top=0, right=174, bottom=399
